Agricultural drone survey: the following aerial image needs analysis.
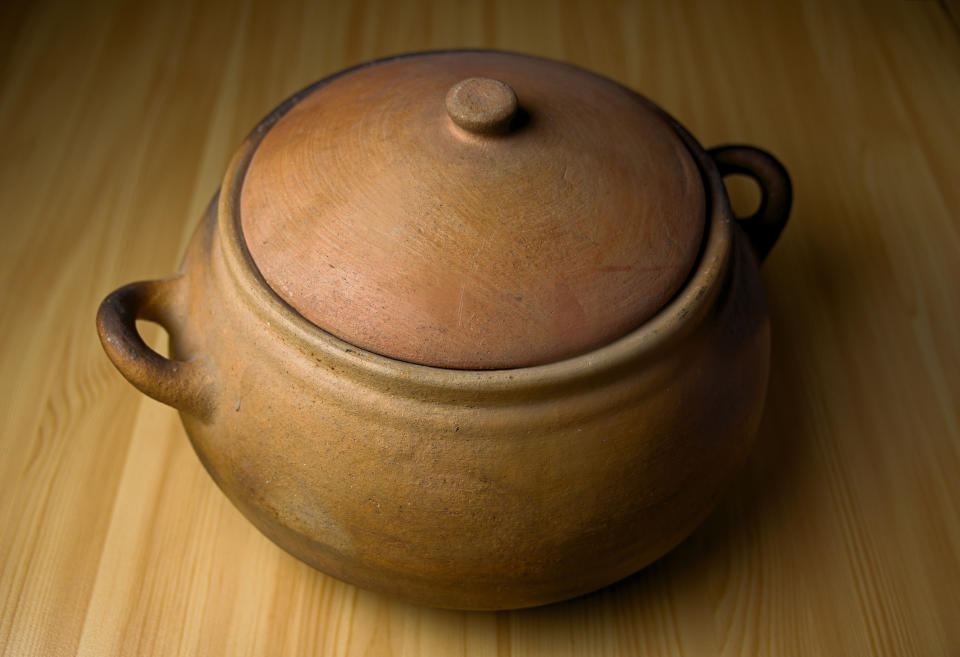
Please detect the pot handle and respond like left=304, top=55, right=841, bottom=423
left=708, top=145, right=792, bottom=261
left=96, top=277, right=215, bottom=420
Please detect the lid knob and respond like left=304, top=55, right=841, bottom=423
left=445, top=77, right=518, bottom=135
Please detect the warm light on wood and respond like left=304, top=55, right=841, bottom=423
left=1, top=0, right=958, bottom=655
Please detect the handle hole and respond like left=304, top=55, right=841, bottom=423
left=721, top=173, right=762, bottom=220
left=135, top=319, right=171, bottom=358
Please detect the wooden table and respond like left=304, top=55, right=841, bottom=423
left=2, top=1, right=958, bottom=655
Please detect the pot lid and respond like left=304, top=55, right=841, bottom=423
left=240, top=51, right=705, bottom=369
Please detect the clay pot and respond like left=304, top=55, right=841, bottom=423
left=96, top=51, right=791, bottom=610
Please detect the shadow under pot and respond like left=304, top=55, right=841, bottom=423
left=97, top=50, right=792, bottom=610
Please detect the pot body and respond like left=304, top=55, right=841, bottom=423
left=96, top=59, right=791, bottom=610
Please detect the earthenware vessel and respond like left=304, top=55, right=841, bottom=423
left=97, top=50, right=792, bottom=610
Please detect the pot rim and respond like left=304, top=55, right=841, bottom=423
left=216, top=49, right=733, bottom=394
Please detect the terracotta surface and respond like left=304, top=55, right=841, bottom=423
left=96, top=54, right=790, bottom=608
left=445, top=77, right=519, bottom=135
left=239, top=52, right=706, bottom=369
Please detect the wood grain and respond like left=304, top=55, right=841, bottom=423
left=1, top=0, right=958, bottom=654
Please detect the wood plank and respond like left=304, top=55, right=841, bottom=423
left=1, top=0, right=958, bottom=655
